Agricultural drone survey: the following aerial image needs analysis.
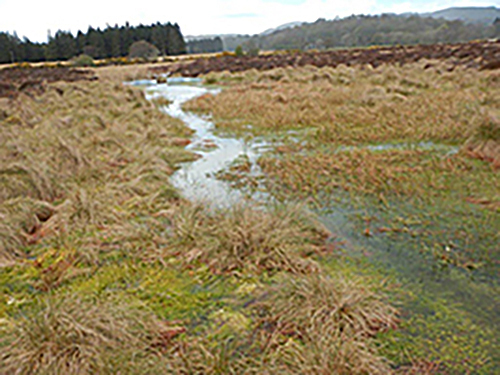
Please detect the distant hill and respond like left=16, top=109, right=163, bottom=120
left=423, top=6, right=500, bottom=25
left=250, top=13, right=497, bottom=52
left=260, top=22, right=305, bottom=36
left=185, top=7, right=500, bottom=54
left=186, top=22, right=304, bottom=52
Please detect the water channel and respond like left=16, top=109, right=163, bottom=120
left=135, top=77, right=499, bottom=370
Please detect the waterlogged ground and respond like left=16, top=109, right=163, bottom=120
left=145, top=78, right=272, bottom=207
left=0, top=63, right=497, bottom=374
left=1, top=67, right=403, bottom=374
left=176, top=65, right=500, bottom=373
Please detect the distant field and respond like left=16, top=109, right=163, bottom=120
left=153, top=40, right=500, bottom=76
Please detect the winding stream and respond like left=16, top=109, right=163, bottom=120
left=145, top=78, right=269, bottom=207
left=136, top=77, right=499, bottom=370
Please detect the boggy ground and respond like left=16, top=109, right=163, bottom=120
left=0, top=65, right=406, bottom=374
left=0, top=66, right=97, bottom=99
left=183, top=63, right=500, bottom=373
left=152, top=40, right=500, bottom=77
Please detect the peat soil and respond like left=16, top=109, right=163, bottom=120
left=151, top=40, right=500, bottom=77
left=0, top=66, right=96, bottom=99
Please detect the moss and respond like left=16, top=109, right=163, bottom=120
left=382, top=291, right=498, bottom=374
left=0, top=265, right=36, bottom=318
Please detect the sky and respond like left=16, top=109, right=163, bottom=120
left=0, top=0, right=498, bottom=42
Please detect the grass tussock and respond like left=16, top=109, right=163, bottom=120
left=0, top=295, right=161, bottom=374
left=0, top=78, right=192, bottom=261
left=253, top=274, right=398, bottom=374
left=170, top=203, right=330, bottom=275
left=155, top=273, right=397, bottom=375
left=464, top=114, right=500, bottom=168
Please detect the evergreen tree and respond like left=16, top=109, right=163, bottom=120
left=0, top=20, right=188, bottom=63
left=0, top=32, right=16, bottom=63
left=75, top=30, right=86, bottom=55
left=86, top=27, right=105, bottom=58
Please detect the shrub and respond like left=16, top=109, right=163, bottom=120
left=234, top=45, right=244, bottom=57
left=129, top=40, right=160, bottom=60
left=247, top=47, right=260, bottom=57
left=70, top=54, right=95, bottom=67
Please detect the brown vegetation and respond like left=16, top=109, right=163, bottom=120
left=464, top=114, right=500, bottom=168
left=152, top=40, right=500, bottom=77
left=0, top=65, right=402, bottom=374
left=184, top=63, right=499, bottom=145
left=0, top=66, right=96, bottom=99
left=0, top=73, right=190, bottom=263
left=1, top=295, right=161, bottom=374
left=170, top=203, right=329, bottom=275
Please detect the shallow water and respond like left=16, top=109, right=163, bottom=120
left=139, top=78, right=499, bottom=370
left=337, top=141, right=459, bottom=155
left=145, top=78, right=269, bottom=207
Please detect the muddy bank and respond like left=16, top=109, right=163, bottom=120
left=151, top=40, right=500, bottom=77
left=0, top=66, right=97, bottom=98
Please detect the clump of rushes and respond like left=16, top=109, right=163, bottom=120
left=159, top=273, right=398, bottom=374
left=464, top=114, right=500, bottom=167
left=0, top=295, right=161, bottom=374
left=171, top=203, right=331, bottom=275
left=253, top=274, right=398, bottom=374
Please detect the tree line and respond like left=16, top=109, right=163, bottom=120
left=0, top=22, right=186, bottom=64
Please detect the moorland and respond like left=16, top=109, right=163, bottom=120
left=0, top=41, right=499, bottom=374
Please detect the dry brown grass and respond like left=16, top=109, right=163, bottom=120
left=92, top=63, right=151, bottom=82
left=169, top=203, right=331, bottom=275
left=0, top=295, right=161, bottom=374
left=464, top=114, right=500, bottom=168
left=252, top=274, right=398, bottom=374
left=0, top=76, right=192, bottom=262
left=185, top=64, right=499, bottom=145
left=257, top=148, right=499, bottom=205
left=184, top=64, right=499, bottom=210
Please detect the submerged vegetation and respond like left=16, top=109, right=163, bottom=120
left=184, top=63, right=500, bottom=372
